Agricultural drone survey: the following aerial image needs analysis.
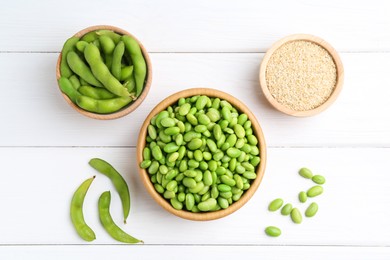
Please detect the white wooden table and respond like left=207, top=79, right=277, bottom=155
left=1, top=1, right=389, bottom=259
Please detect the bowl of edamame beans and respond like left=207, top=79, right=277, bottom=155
left=138, top=88, right=266, bottom=221
left=56, top=25, right=152, bottom=119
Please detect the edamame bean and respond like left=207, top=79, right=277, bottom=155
left=299, top=191, right=307, bottom=203
left=70, top=176, right=96, bottom=242
left=122, top=35, right=146, bottom=97
left=60, top=37, right=80, bottom=78
left=198, top=198, right=217, bottom=212
left=291, top=208, right=302, bottom=224
left=265, top=226, right=281, bottom=237
left=84, top=44, right=130, bottom=97
left=307, top=185, right=323, bottom=197
left=98, top=191, right=143, bottom=243
left=312, top=175, right=326, bottom=185
left=268, top=198, right=283, bottom=212
left=89, top=158, right=131, bottom=223
left=299, top=167, right=313, bottom=179
left=281, top=203, right=293, bottom=216
left=305, top=202, right=319, bottom=217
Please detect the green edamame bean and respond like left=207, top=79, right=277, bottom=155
left=78, top=86, right=116, bottom=100
left=66, top=51, right=103, bottom=88
left=183, top=177, right=197, bottom=188
left=140, top=160, right=151, bottom=169
left=76, top=95, right=132, bottom=114
left=307, top=185, right=323, bottom=197
left=291, top=208, right=302, bottom=224
left=268, top=198, right=283, bottom=212
left=185, top=193, right=195, bottom=210
left=187, top=138, right=202, bottom=150
left=111, top=41, right=125, bottom=80
left=122, top=35, right=147, bottom=97
left=233, top=124, right=245, bottom=139
left=188, top=181, right=205, bottom=193
left=143, top=147, right=151, bottom=160
left=312, top=175, right=326, bottom=185
left=98, top=191, right=143, bottom=244
left=226, top=148, right=241, bottom=158
left=198, top=198, right=217, bottom=212
left=281, top=203, right=293, bottom=216
left=60, top=37, right=80, bottom=78
left=299, top=167, right=313, bottom=179
left=170, top=198, right=183, bottom=210
left=151, top=145, right=163, bottom=161
left=220, top=175, right=236, bottom=187
left=58, top=77, right=80, bottom=103
left=247, top=135, right=258, bottom=145
left=305, top=202, right=319, bottom=217
left=265, top=226, right=281, bottom=237
left=299, top=191, right=307, bottom=203
left=70, top=176, right=96, bottom=242
left=69, top=75, right=81, bottom=89
left=148, top=161, right=159, bottom=174
left=250, top=157, right=261, bottom=167
left=84, top=44, right=130, bottom=97
left=89, top=158, right=130, bottom=223
left=243, top=171, right=256, bottom=180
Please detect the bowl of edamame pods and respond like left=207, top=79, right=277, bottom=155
left=137, top=88, right=267, bottom=221
left=56, top=25, right=152, bottom=119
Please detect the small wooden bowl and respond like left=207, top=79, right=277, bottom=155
left=259, top=34, right=344, bottom=117
left=137, top=88, right=267, bottom=221
left=56, top=25, right=152, bottom=120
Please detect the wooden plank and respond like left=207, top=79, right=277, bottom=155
left=0, top=0, right=388, bottom=52
left=0, top=147, right=388, bottom=245
left=0, top=53, right=389, bottom=147
left=0, top=245, right=389, bottom=260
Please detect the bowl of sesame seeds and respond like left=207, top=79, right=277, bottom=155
left=259, top=34, right=344, bottom=117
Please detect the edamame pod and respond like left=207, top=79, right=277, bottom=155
left=111, top=41, right=125, bottom=80
left=76, top=95, right=132, bottom=114
left=66, top=51, right=104, bottom=88
left=78, top=86, right=116, bottom=100
left=89, top=158, right=130, bottom=223
left=58, top=77, right=80, bottom=103
left=60, top=37, right=80, bottom=78
left=98, top=191, right=143, bottom=244
left=122, top=35, right=147, bottom=97
left=95, top=30, right=121, bottom=44
left=84, top=43, right=130, bottom=97
left=70, top=176, right=96, bottom=242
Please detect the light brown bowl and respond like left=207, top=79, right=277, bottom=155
left=137, top=88, right=267, bottom=221
left=259, top=34, right=344, bottom=117
left=56, top=25, right=152, bottom=120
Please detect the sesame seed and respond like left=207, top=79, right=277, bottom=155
left=266, top=40, right=337, bottom=111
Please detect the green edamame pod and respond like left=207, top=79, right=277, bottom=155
left=70, top=176, right=96, bottom=242
left=122, top=35, right=147, bottom=97
left=69, top=75, right=81, bottom=90
left=58, top=77, right=80, bottom=103
left=120, top=65, right=134, bottom=81
left=95, top=30, right=121, bottom=44
left=76, top=95, right=132, bottom=114
left=66, top=51, right=103, bottom=88
left=78, top=86, right=116, bottom=100
left=76, top=41, right=89, bottom=52
left=60, top=37, right=80, bottom=78
left=99, top=35, right=115, bottom=55
left=89, top=158, right=130, bottom=223
left=81, top=31, right=98, bottom=43
left=111, top=41, right=125, bottom=80
left=84, top=44, right=130, bottom=97
left=98, top=191, right=143, bottom=244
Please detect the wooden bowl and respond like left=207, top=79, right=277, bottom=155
left=56, top=25, right=152, bottom=120
left=137, top=88, right=267, bottom=221
left=259, top=34, right=344, bottom=117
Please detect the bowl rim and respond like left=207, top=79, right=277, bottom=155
left=137, top=88, right=267, bottom=221
left=259, top=34, right=344, bottom=117
left=56, top=25, right=153, bottom=120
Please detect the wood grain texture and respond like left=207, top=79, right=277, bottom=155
left=0, top=0, right=388, bottom=52
left=0, top=246, right=389, bottom=260
left=0, top=147, right=388, bottom=245
left=0, top=53, right=389, bottom=147
left=136, top=88, right=266, bottom=221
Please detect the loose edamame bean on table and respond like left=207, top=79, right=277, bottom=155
left=70, top=176, right=96, bottom=242
left=59, top=29, right=148, bottom=114
left=140, top=95, right=261, bottom=212
left=98, top=191, right=143, bottom=244
left=89, top=158, right=131, bottom=223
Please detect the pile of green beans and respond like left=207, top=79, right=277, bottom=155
left=70, top=158, right=142, bottom=244
left=140, top=95, right=261, bottom=212
left=58, top=30, right=147, bottom=114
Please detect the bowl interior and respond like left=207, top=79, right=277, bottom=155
left=259, top=34, right=344, bottom=117
left=56, top=25, right=152, bottom=120
left=137, top=88, right=267, bottom=221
